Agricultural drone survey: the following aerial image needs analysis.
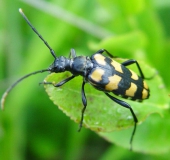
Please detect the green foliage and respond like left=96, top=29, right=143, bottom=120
left=45, top=60, right=168, bottom=153
left=0, top=0, right=170, bottom=160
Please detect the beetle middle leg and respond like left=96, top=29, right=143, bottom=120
left=121, top=59, right=146, bottom=79
left=78, top=80, right=87, bottom=132
left=121, top=59, right=155, bottom=80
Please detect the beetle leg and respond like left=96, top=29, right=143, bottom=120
left=41, top=75, right=75, bottom=87
left=122, top=59, right=145, bottom=79
left=78, top=80, right=87, bottom=132
left=121, top=59, right=154, bottom=80
left=105, top=92, right=138, bottom=150
left=96, top=49, right=117, bottom=58
left=69, top=48, right=77, bottom=58
left=39, top=81, right=54, bottom=85
left=54, top=75, right=75, bottom=87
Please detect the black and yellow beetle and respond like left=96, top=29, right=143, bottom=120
left=1, top=9, right=150, bottom=149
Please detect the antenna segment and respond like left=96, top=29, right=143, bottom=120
left=19, top=8, right=57, bottom=59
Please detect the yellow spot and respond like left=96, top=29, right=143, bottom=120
left=142, top=89, right=148, bottom=99
left=111, top=60, right=123, bottom=73
left=130, top=70, right=139, bottom=80
left=105, top=75, right=122, bottom=91
left=90, top=68, right=104, bottom=82
left=143, top=81, right=149, bottom=89
left=94, top=54, right=106, bottom=65
left=125, top=82, right=137, bottom=97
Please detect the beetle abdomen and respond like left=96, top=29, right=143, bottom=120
left=88, top=53, right=149, bottom=101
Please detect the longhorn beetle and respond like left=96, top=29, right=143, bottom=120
left=1, top=8, right=150, bottom=150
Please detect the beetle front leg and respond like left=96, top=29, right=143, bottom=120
left=69, top=48, right=77, bottom=59
left=41, top=75, right=75, bottom=87
left=54, top=75, right=75, bottom=87
left=78, top=80, right=87, bottom=132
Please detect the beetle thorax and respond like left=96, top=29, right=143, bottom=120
left=70, top=56, right=93, bottom=76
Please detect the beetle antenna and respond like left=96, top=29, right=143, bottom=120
left=19, top=8, right=57, bottom=59
left=1, top=69, right=50, bottom=110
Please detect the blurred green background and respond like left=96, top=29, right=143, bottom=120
left=0, top=0, right=170, bottom=159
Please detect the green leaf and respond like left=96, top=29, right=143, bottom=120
left=44, top=60, right=169, bottom=153
left=98, top=0, right=146, bottom=15
left=89, top=31, right=147, bottom=56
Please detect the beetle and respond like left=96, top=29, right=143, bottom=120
left=1, top=8, right=150, bottom=149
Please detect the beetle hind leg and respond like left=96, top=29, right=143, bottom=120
left=105, top=92, right=138, bottom=150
